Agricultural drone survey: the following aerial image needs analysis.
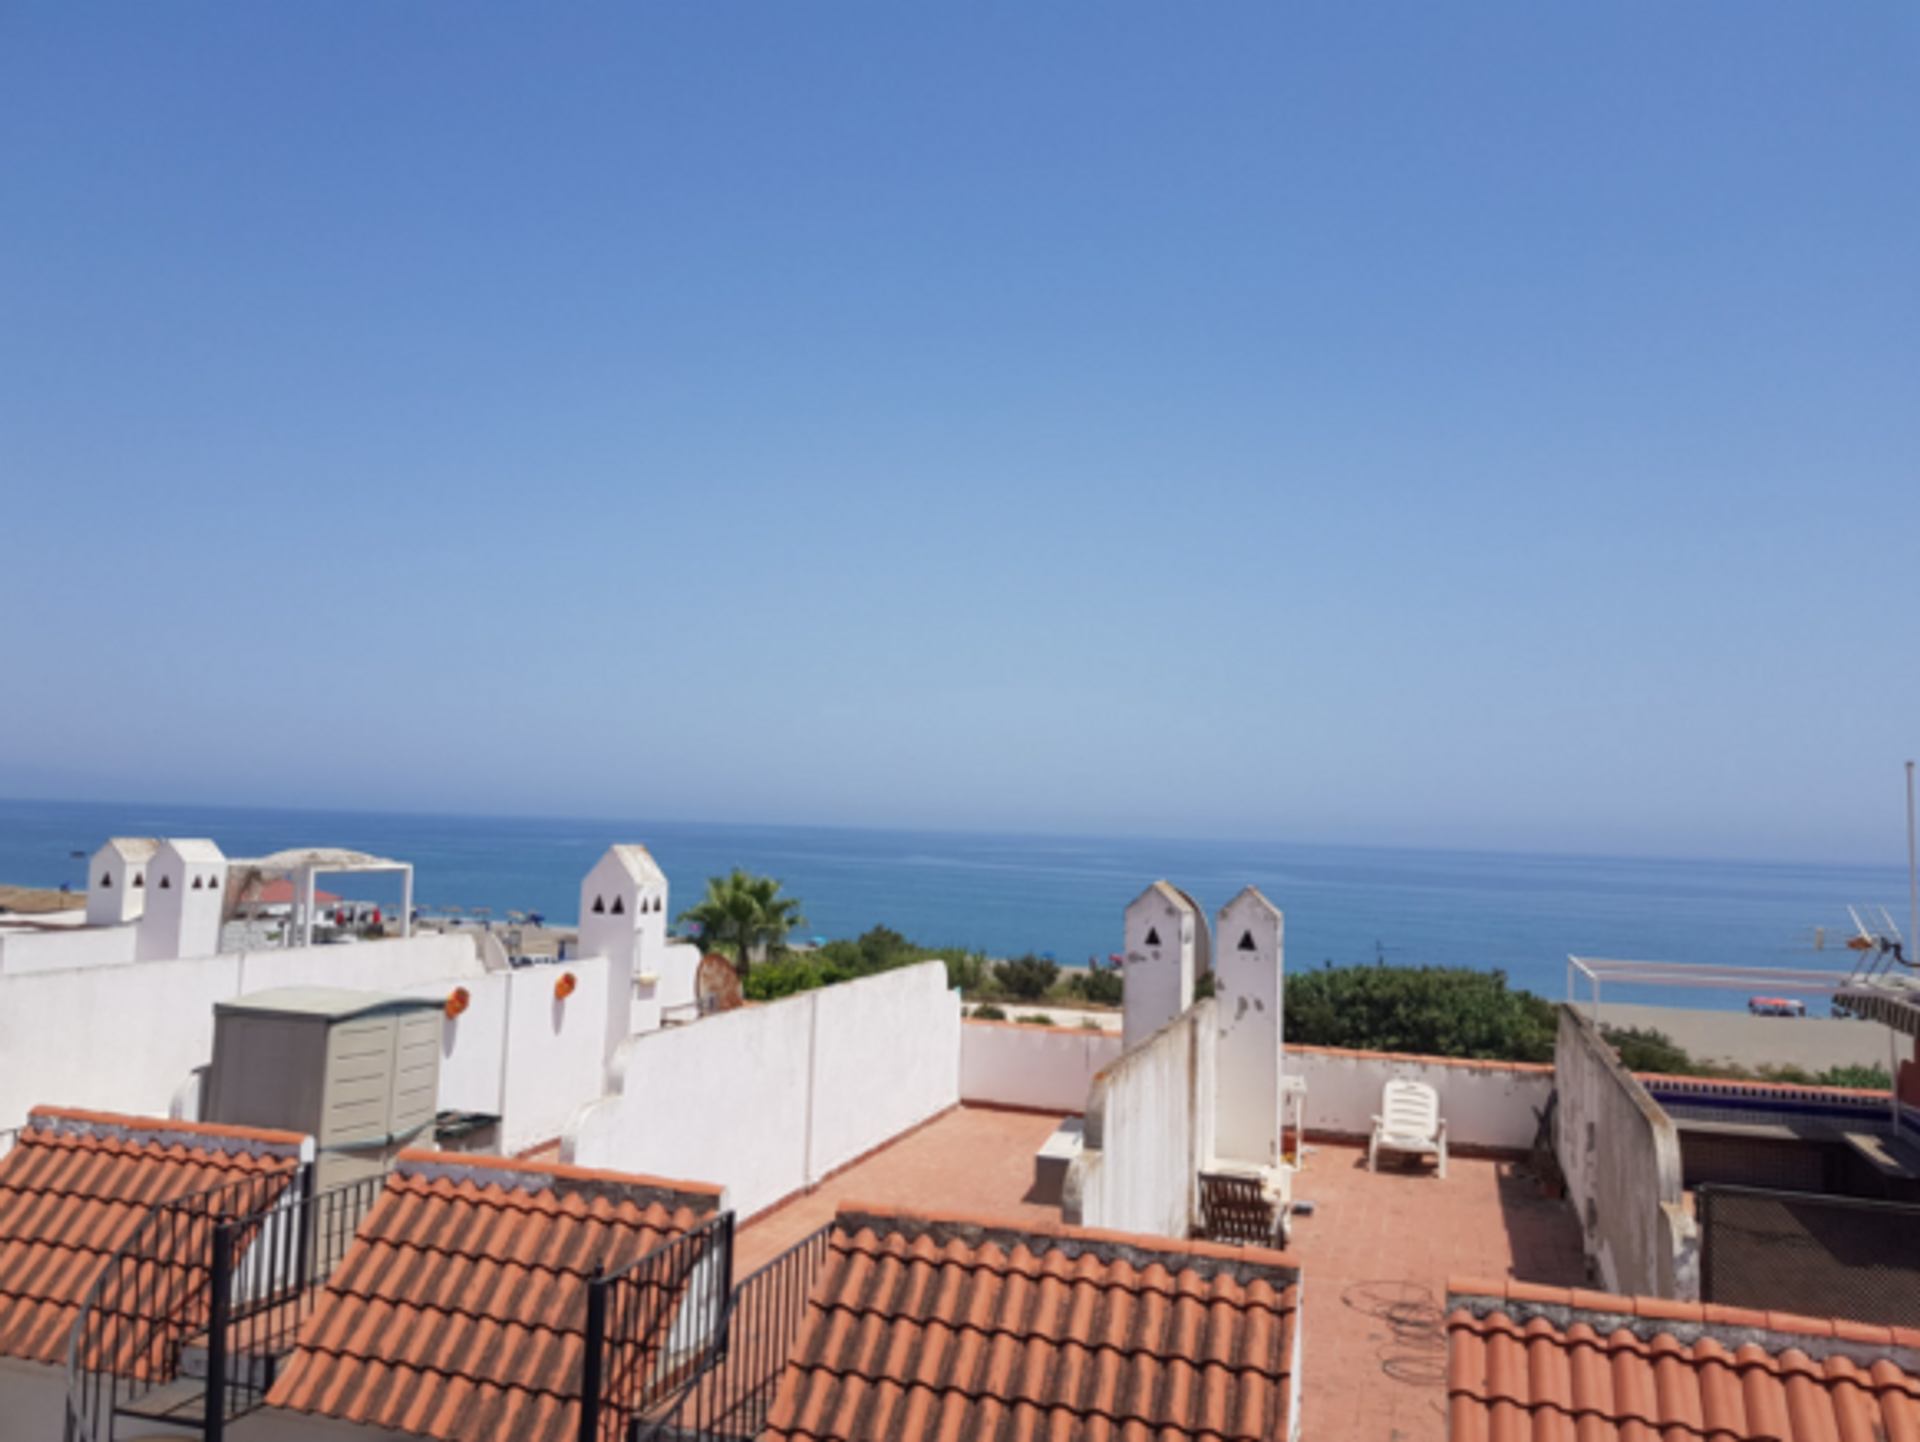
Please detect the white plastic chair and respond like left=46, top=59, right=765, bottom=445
left=1369, top=1079, right=1448, bottom=1178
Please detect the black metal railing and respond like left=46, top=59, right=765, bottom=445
left=631, top=1223, right=833, bottom=1442
left=1700, top=1183, right=1920, bottom=1327
left=206, top=1169, right=390, bottom=1430
left=580, top=1212, right=738, bottom=1442
left=64, top=1164, right=296, bottom=1442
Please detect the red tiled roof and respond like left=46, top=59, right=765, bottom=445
left=0, top=1107, right=305, bottom=1365
left=761, top=1204, right=1302, bottom=1442
left=246, top=879, right=341, bottom=906
left=1447, top=1277, right=1920, bottom=1442
left=266, top=1149, right=724, bottom=1442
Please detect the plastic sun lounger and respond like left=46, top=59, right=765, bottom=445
left=1369, top=1079, right=1448, bottom=1179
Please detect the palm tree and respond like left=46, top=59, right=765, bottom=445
left=676, top=869, right=807, bottom=978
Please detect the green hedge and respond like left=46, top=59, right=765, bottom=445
left=1283, top=963, right=1556, bottom=1064
left=742, top=925, right=989, bottom=1002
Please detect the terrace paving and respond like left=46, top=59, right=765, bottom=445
left=736, top=1107, right=1588, bottom=1442
left=734, top=1105, right=1064, bottom=1274
left=1289, top=1141, right=1587, bottom=1441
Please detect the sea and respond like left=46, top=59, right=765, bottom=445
left=1, top=797, right=1909, bottom=1012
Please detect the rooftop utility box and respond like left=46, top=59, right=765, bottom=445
left=207, top=986, right=442, bottom=1192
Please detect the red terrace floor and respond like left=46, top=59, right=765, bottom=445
left=1289, top=1141, right=1587, bottom=1442
left=734, top=1106, right=1065, bottom=1274
left=735, top=1109, right=1587, bottom=1441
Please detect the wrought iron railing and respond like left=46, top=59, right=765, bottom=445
left=630, top=1223, right=833, bottom=1442
left=63, top=1164, right=296, bottom=1442
left=580, top=1212, right=738, bottom=1442
left=206, top=1169, right=390, bottom=1429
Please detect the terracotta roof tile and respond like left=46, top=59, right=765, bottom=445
left=760, top=1204, right=1301, bottom=1442
left=1447, top=1282, right=1920, bottom=1442
left=265, top=1149, right=721, bottom=1442
left=0, top=1107, right=303, bottom=1366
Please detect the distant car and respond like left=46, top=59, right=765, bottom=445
left=1748, top=996, right=1807, bottom=1017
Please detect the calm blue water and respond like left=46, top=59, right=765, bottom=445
left=1, top=797, right=1907, bottom=1011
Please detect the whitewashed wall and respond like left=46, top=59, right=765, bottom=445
left=565, top=963, right=962, bottom=1219
left=1283, top=1046, right=1552, bottom=1152
left=1064, top=999, right=1217, bottom=1240
left=500, top=960, right=611, bottom=1155
left=960, top=1021, right=1121, bottom=1112
left=397, top=975, right=510, bottom=1121
left=0, top=934, right=484, bottom=1132
left=568, top=985, right=814, bottom=1219
left=0, top=923, right=136, bottom=975
left=390, top=958, right=615, bottom=1155
left=808, top=964, right=963, bottom=1181
left=655, top=941, right=703, bottom=1022
left=1556, top=1007, right=1696, bottom=1300
left=238, top=934, right=480, bottom=994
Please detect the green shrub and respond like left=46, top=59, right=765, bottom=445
left=1813, top=1063, right=1894, bottom=1090
left=1756, top=1061, right=1894, bottom=1090
left=1195, top=971, right=1216, bottom=1001
left=942, top=951, right=990, bottom=993
left=1600, top=1026, right=1696, bottom=1076
left=971, top=1004, right=1008, bottom=1021
left=1017, top=1013, right=1054, bottom=1026
left=1069, top=968, right=1123, bottom=1006
left=740, top=926, right=994, bottom=1001
left=1284, top=963, right=1556, bottom=1063
left=744, top=956, right=853, bottom=1001
left=994, top=955, right=1059, bottom=1001
left=1591, top=1033, right=1893, bottom=1090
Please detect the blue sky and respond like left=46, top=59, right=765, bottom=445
left=2, top=5, right=1916, bottom=863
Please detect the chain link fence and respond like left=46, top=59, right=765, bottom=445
left=1699, top=1184, right=1920, bottom=1328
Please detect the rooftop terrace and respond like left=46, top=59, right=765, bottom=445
left=735, top=1104, right=1587, bottom=1441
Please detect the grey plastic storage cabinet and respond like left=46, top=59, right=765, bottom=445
left=206, top=986, right=442, bottom=1192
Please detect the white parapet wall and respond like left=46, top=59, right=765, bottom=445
left=500, top=959, right=611, bottom=1155
left=960, top=1020, right=1122, bottom=1113
left=1556, top=1006, right=1696, bottom=1300
left=564, top=962, right=963, bottom=1220
left=0, top=932, right=485, bottom=1133
left=394, top=956, right=614, bottom=1157
left=1283, top=1045, right=1553, bottom=1153
left=0, top=923, right=139, bottom=975
left=1063, top=999, right=1217, bottom=1241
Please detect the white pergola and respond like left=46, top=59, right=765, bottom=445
left=231, top=848, right=414, bottom=947
left=1572, top=955, right=1914, bottom=1129
left=1565, top=955, right=1858, bottom=1010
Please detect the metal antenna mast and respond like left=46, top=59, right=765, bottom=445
left=1907, top=759, right=1916, bottom=976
